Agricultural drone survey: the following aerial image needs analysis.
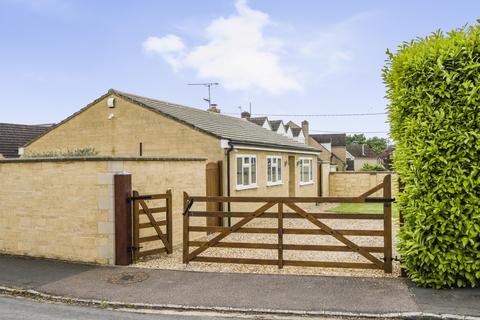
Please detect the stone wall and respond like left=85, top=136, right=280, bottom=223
left=0, top=157, right=205, bottom=264
left=329, top=171, right=398, bottom=197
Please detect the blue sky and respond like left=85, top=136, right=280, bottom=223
left=1, top=0, right=479, bottom=138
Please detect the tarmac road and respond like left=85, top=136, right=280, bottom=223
left=0, top=295, right=244, bottom=320
left=0, top=295, right=362, bottom=320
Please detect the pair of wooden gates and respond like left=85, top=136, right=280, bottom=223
left=182, top=175, right=394, bottom=273
left=129, top=190, right=173, bottom=262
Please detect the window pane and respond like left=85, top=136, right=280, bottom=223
left=251, top=157, right=256, bottom=184
left=272, top=166, right=276, bottom=182
left=237, top=157, right=242, bottom=185
left=278, top=161, right=282, bottom=181
left=243, top=167, right=249, bottom=185
left=309, top=160, right=313, bottom=181
left=267, top=158, right=272, bottom=182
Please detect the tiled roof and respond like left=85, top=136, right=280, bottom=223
left=112, top=90, right=320, bottom=152
left=0, top=123, right=51, bottom=158
left=269, top=120, right=283, bottom=131
left=346, top=144, right=379, bottom=158
left=290, top=127, right=302, bottom=137
left=248, top=117, right=268, bottom=126
left=310, top=134, right=346, bottom=146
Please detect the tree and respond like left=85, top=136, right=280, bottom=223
left=346, top=134, right=388, bottom=154
left=346, top=134, right=366, bottom=145
left=366, top=137, right=388, bottom=154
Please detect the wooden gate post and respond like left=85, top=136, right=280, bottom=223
left=114, top=173, right=132, bottom=266
left=166, top=189, right=173, bottom=254
left=183, top=192, right=190, bottom=264
left=383, top=174, right=393, bottom=273
left=206, top=161, right=223, bottom=228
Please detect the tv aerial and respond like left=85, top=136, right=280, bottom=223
left=188, top=82, right=219, bottom=108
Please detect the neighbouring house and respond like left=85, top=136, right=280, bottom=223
left=24, top=89, right=321, bottom=200
left=346, top=143, right=382, bottom=171
left=242, top=113, right=293, bottom=138
left=309, top=133, right=347, bottom=171
left=0, top=123, right=52, bottom=158
left=285, top=121, right=307, bottom=144
left=381, top=145, right=395, bottom=171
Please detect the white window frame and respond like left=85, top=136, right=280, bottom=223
left=299, top=157, right=314, bottom=185
left=235, top=155, right=257, bottom=190
left=266, top=156, right=283, bottom=186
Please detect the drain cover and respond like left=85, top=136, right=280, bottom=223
left=108, top=271, right=149, bottom=285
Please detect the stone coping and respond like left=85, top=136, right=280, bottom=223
left=0, top=156, right=207, bottom=163
left=330, top=171, right=395, bottom=174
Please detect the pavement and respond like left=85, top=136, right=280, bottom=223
left=1, top=255, right=479, bottom=319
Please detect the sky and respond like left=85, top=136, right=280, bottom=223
left=1, top=0, right=479, bottom=139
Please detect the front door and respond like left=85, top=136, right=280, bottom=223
left=288, top=155, right=295, bottom=197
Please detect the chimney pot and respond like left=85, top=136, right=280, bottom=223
left=241, top=111, right=251, bottom=119
left=207, top=106, right=221, bottom=113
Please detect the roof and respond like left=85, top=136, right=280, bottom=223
left=113, top=90, right=320, bottom=153
left=0, top=123, right=51, bottom=158
left=310, top=134, right=346, bottom=147
left=346, top=144, right=379, bottom=158
left=290, top=127, right=302, bottom=137
left=248, top=117, right=268, bottom=126
left=269, top=120, right=283, bottom=131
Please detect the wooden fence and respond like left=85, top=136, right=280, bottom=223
left=130, top=190, right=173, bottom=262
left=183, top=175, right=394, bottom=273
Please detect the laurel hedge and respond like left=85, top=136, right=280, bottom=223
left=383, top=25, right=480, bottom=288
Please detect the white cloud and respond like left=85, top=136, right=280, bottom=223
left=142, top=0, right=302, bottom=94
left=142, top=34, right=186, bottom=71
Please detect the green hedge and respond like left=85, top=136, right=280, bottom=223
left=383, top=25, right=480, bottom=288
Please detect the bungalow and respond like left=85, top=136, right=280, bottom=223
left=346, top=143, right=382, bottom=171
left=0, top=123, right=52, bottom=158
left=24, top=89, right=321, bottom=200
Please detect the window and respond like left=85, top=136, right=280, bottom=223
left=236, top=155, right=257, bottom=189
left=299, top=158, right=313, bottom=184
left=267, top=156, right=282, bottom=186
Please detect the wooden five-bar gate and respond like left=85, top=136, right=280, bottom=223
left=129, top=189, right=173, bottom=262
left=183, top=175, right=394, bottom=273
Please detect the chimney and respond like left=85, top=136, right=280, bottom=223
left=207, top=104, right=221, bottom=113
left=362, top=144, right=365, bottom=156
left=241, top=111, right=251, bottom=120
left=301, top=120, right=309, bottom=143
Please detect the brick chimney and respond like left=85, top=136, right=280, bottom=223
left=241, top=111, right=251, bottom=120
left=301, top=120, right=309, bottom=142
left=207, top=104, right=221, bottom=113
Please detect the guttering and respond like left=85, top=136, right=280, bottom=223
left=225, top=140, right=234, bottom=227
left=231, top=142, right=321, bottom=156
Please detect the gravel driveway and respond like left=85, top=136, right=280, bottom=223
left=135, top=203, right=401, bottom=278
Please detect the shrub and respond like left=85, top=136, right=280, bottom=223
left=360, top=163, right=386, bottom=171
left=383, top=25, right=480, bottom=288
left=23, top=147, right=99, bottom=158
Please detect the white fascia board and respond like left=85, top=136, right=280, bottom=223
left=233, top=144, right=320, bottom=156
